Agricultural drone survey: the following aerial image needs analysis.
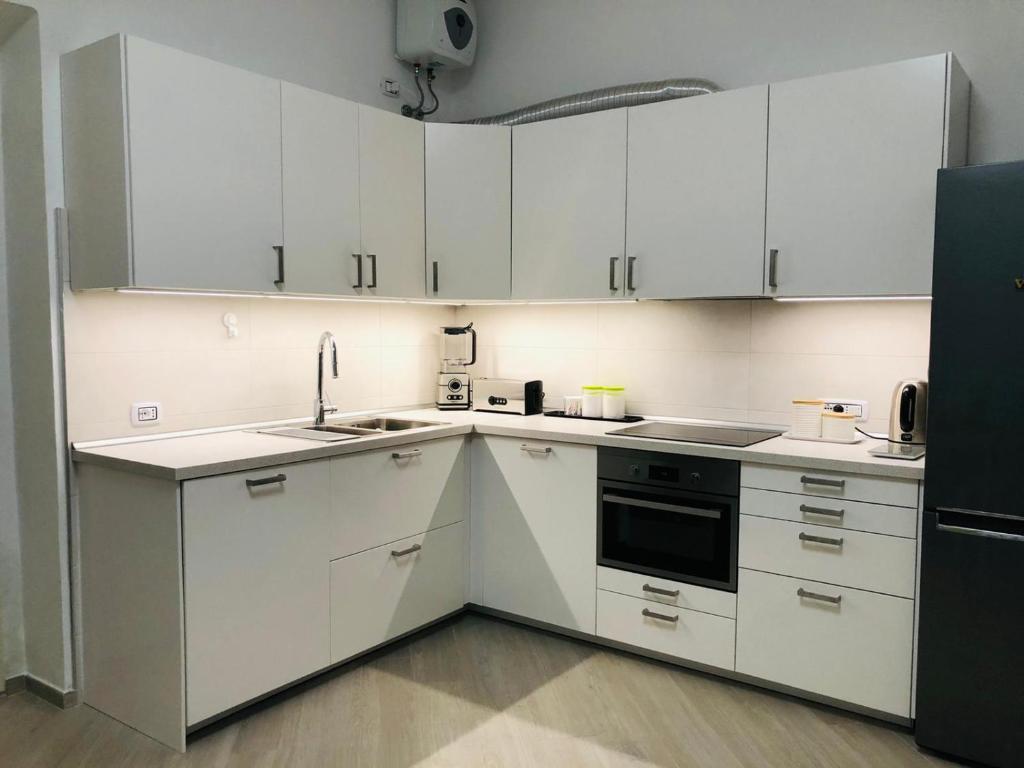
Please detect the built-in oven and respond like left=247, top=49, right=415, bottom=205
left=597, top=447, right=739, bottom=592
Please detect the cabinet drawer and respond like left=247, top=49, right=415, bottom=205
left=740, top=487, right=917, bottom=539
left=597, top=590, right=735, bottom=671
left=182, top=460, right=330, bottom=725
left=741, top=463, right=917, bottom=507
left=597, top=566, right=736, bottom=619
left=330, top=521, right=465, bottom=664
left=739, top=515, right=915, bottom=597
left=736, top=569, right=913, bottom=716
left=331, top=436, right=466, bottom=559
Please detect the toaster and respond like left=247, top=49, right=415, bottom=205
left=472, top=379, right=544, bottom=415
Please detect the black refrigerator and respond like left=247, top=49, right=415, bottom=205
left=916, top=160, right=1024, bottom=768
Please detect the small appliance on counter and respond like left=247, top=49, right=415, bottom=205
left=868, top=379, right=927, bottom=460
left=437, top=323, right=476, bottom=410
left=472, top=378, right=544, bottom=415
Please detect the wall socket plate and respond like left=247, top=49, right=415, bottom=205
left=822, top=398, right=869, bottom=423
left=380, top=78, right=400, bottom=98
left=131, top=401, right=161, bottom=427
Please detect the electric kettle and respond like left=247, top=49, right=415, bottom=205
left=888, top=379, right=927, bottom=445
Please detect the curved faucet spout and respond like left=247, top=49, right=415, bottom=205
left=314, top=331, right=339, bottom=426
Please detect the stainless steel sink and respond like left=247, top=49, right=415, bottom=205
left=254, top=417, right=445, bottom=442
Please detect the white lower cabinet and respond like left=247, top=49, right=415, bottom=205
left=330, top=522, right=466, bottom=663
left=735, top=569, right=914, bottom=716
left=597, top=589, right=735, bottom=671
left=182, top=461, right=331, bottom=725
left=473, top=436, right=597, bottom=632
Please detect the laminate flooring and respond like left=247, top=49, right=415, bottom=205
left=0, top=613, right=960, bottom=767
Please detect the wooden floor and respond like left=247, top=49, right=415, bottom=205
left=1, top=614, right=959, bottom=768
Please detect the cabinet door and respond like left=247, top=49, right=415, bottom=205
left=182, top=461, right=330, bottom=725
left=358, top=105, right=425, bottom=298
left=473, top=436, right=597, bottom=632
left=626, top=86, right=767, bottom=299
left=426, top=124, right=511, bottom=299
left=512, top=110, right=627, bottom=299
left=765, top=54, right=950, bottom=297
left=124, top=37, right=283, bottom=291
left=281, top=82, right=361, bottom=295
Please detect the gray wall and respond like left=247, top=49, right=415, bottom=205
left=456, top=0, right=1024, bottom=164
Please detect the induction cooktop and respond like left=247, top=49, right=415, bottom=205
left=607, top=421, right=783, bottom=447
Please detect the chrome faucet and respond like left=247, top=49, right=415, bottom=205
left=314, top=331, right=339, bottom=426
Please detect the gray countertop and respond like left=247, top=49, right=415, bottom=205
left=71, top=408, right=925, bottom=482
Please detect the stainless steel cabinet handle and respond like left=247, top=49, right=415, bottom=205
left=352, top=253, right=363, bottom=289
left=797, top=587, right=842, bottom=605
left=627, top=256, right=637, bottom=291
left=800, top=475, right=845, bottom=489
left=273, top=245, right=285, bottom=287
left=520, top=444, right=552, bottom=455
left=768, top=248, right=779, bottom=288
left=391, top=448, right=422, bottom=460
left=246, top=473, right=286, bottom=488
left=642, top=584, right=680, bottom=598
left=432, top=261, right=439, bottom=293
left=367, top=254, right=377, bottom=289
left=642, top=608, right=679, bottom=624
left=602, top=493, right=722, bottom=520
left=609, top=256, right=619, bottom=291
left=799, top=503, right=845, bottom=520
left=391, top=543, right=422, bottom=558
left=799, top=531, right=844, bottom=548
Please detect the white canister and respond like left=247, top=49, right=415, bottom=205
left=791, top=399, right=825, bottom=438
left=821, top=413, right=856, bottom=441
left=602, top=386, right=626, bottom=420
left=582, top=386, right=604, bottom=418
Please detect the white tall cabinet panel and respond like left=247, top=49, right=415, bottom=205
left=426, top=124, right=511, bottom=299
left=765, top=54, right=960, bottom=297
left=182, top=462, right=331, bottom=725
left=473, top=436, right=597, bottom=632
left=281, top=82, right=362, bottom=295
left=626, top=86, right=768, bottom=299
left=358, top=105, right=426, bottom=298
left=512, top=110, right=628, bottom=299
left=125, top=37, right=284, bottom=291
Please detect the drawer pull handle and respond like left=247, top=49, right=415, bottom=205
left=520, top=444, right=552, bottom=455
left=391, top=544, right=422, bottom=558
left=798, top=531, right=844, bottom=548
left=797, top=587, right=842, bottom=605
left=642, top=584, right=680, bottom=598
left=391, top=448, right=422, bottom=460
left=800, top=475, right=845, bottom=489
left=246, top=473, right=286, bottom=488
left=641, top=608, right=679, bottom=624
left=799, top=503, right=845, bottom=520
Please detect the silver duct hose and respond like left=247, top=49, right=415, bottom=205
left=460, top=78, right=721, bottom=126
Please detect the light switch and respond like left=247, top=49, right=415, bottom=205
left=131, top=402, right=161, bottom=427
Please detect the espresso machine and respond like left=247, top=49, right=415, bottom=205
left=437, top=323, right=477, bottom=410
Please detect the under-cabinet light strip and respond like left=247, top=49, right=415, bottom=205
left=772, top=296, right=931, bottom=303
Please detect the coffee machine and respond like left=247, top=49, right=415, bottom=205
left=437, top=323, right=476, bottom=410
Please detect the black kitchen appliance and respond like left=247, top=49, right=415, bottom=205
left=597, top=447, right=739, bottom=592
left=607, top=421, right=782, bottom=447
left=915, top=161, right=1024, bottom=768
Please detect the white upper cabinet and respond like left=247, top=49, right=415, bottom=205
left=764, top=53, right=968, bottom=297
left=281, top=82, right=362, bottom=295
left=426, top=124, right=512, bottom=300
left=626, top=86, right=769, bottom=299
left=512, top=109, right=628, bottom=299
left=358, top=105, right=426, bottom=298
left=63, top=35, right=284, bottom=292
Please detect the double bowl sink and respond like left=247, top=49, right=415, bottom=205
left=257, top=417, right=445, bottom=443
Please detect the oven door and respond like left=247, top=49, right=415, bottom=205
left=597, top=479, right=738, bottom=592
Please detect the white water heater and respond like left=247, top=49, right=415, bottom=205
left=396, top=0, right=477, bottom=69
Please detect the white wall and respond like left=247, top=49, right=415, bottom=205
left=458, top=0, right=1024, bottom=164
left=458, top=300, right=931, bottom=435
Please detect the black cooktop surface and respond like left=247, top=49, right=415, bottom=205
left=607, top=421, right=783, bottom=447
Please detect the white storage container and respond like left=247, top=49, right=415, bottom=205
left=602, top=386, right=626, bottom=419
left=582, top=386, right=604, bottom=418
left=791, top=399, right=824, bottom=438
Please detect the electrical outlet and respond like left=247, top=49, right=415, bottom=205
left=380, top=78, right=400, bottom=98
left=131, top=402, right=161, bottom=427
left=822, top=399, right=869, bottom=423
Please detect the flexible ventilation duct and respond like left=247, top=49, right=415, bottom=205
left=460, top=78, right=721, bottom=126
